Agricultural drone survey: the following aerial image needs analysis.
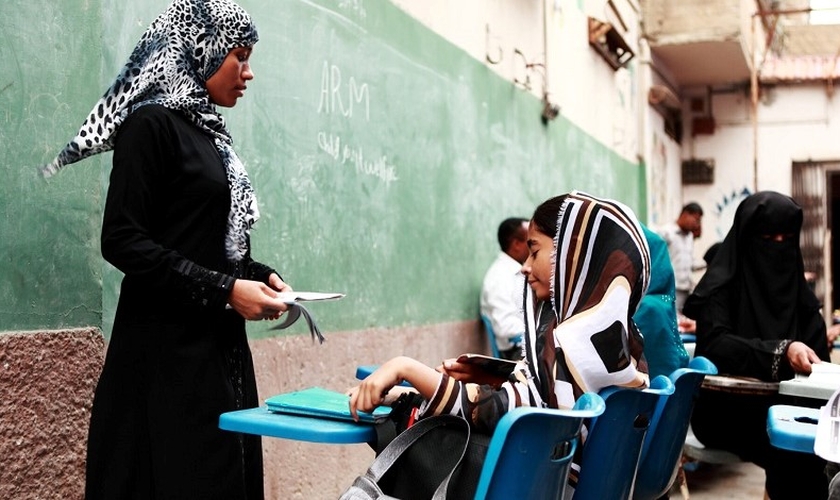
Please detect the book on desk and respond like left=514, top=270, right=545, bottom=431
left=783, top=362, right=840, bottom=398
left=265, top=386, right=391, bottom=424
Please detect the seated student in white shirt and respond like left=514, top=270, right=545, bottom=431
left=656, top=202, right=703, bottom=313
left=480, top=218, right=529, bottom=360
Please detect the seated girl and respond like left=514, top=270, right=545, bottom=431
left=348, top=191, right=651, bottom=487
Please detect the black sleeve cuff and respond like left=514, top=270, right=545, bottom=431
left=174, top=259, right=236, bottom=310
left=245, top=259, right=279, bottom=285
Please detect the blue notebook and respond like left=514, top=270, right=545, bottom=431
left=265, top=386, right=392, bottom=423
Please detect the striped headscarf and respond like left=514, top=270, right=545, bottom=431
left=417, top=192, right=651, bottom=432
left=523, top=191, right=651, bottom=408
left=40, top=0, right=260, bottom=261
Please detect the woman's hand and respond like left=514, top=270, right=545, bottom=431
left=440, top=358, right=508, bottom=387
left=229, top=278, right=290, bottom=321
left=677, top=315, right=696, bottom=334
left=786, top=341, right=822, bottom=374
left=267, top=273, right=292, bottom=293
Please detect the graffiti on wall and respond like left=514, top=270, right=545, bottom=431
left=648, top=132, right=668, bottom=226
left=613, top=67, right=637, bottom=161
left=711, top=186, right=752, bottom=242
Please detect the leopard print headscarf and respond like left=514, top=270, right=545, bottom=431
left=41, top=0, right=260, bottom=261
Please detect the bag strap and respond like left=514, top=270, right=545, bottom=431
left=365, top=415, right=471, bottom=500
left=429, top=418, right=471, bottom=500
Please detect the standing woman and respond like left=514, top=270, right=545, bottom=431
left=40, top=1, right=289, bottom=498
left=684, top=191, right=829, bottom=499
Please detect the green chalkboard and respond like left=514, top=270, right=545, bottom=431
left=2, top=0, right=644, bottom=336
left=229, top=0, right=645, bottom=337
left=0, top=0, right=104, bottom=330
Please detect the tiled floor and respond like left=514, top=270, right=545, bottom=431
left=676, top=461, right=767, bottom=499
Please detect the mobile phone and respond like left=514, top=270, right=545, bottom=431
left=455, top=353, right=518, bottom=378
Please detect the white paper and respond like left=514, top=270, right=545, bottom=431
left=276, top=291, right=345, bottom=303
left=815, top=388, right=840, bottom=461
left=813, top=363, right=840, bottom=373
left=796, top=363, right=840, bottom=391
left=811, top=362, right=840, bottom=377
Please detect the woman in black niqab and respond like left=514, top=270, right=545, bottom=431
left=684, top=190, right=828, bottom=380
left=685, top=191, right=829, bottom=500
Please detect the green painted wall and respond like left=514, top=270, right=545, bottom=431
left=0, top=0, right=104, bottom=330
left=3, top=0, right=645, bottom=337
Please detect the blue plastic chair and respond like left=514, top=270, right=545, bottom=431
left=480, top=314, right=502, bottom=358
left=474, top=393, right=607, bottom=500
left=633, top=356, right=718, bottom=500
left=573, top=375, right=675, bottom=500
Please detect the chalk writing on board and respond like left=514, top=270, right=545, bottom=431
left=343, top=144, right=398, bottom=184
left=318, top=131, right=341, bottom=160
left=317, top=131, right=398, bottom=185
left=317, top=61, right=370, bottom=122
left=337, top=0, right=367, bottom=21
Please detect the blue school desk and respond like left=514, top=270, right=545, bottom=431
left=219, top=406, right=377, bottom=444
left=767, top=405, right=818, bottom=454
left=355, top=364, right=378, bottom=381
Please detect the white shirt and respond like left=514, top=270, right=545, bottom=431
left=656, top=222, right=695, bottom=292
left=480, top=252, right=526, bottom=351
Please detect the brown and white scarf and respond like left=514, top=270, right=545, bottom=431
left=522, top=191, right=651, bottom=409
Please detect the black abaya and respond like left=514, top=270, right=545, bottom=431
left=86, top=105, right=269, bottom=499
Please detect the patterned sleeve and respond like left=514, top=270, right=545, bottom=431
left=417, top=365, right=545, bottom=434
